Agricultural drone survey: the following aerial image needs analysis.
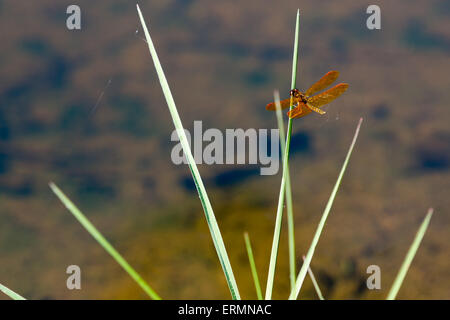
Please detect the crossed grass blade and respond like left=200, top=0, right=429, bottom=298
left=289, top=118, right=363, bottom=300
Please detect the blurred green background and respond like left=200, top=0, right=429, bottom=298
left=0, top=0, right=449, bottom=299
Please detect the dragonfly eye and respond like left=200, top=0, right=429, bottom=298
left=289, top=89, right=300, bottom=98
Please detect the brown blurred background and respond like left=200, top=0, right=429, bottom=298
left=0, top=0, right=448, bottom=299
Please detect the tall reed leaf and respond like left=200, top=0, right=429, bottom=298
left=0, top=283, right=26, bottom=300
left=49, top=182, right=161, bottom=300
left=265, top=9, right=300, bottom=300
left=274, top=90, right=296, bottom=290
left=387, top=208, right=433, bottom=300
left=244, top=232, right=263, bottom=300
left=289, top=118, right=363, bottom=300
left=136, top=4, right=240, bottom=299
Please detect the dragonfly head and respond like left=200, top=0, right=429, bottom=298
left=289, top=88, right=301, bottom=98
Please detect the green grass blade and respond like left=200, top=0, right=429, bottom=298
left=290, top=11, right=301, bottom=91
left=136, top=4, right=240, bottom=300
left=244, top=232, right=263, bottom=300
left=49, top=182, right=161, bottom=300
left=387, top=208, right=434, bottom=300
left=274, top=90, right=296, bottom=290
left=289, top=118, right=363, bottom=300
left=302, top=255, right=324, bottom=300
left=0, top=283, right=26, bottom=300
left=274, top=91, right=286, bottom=153
left=265, top=9, right=300, bottom=300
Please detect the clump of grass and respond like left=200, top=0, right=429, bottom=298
left=0, top=5, right=436, bottom=301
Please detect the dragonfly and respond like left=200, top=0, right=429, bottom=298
left=266, top=71, right=349, bottom=119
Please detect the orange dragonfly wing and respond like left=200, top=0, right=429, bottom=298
left=305, top=71, right=340, bottom=97
left=307, top=83, right=349, bottom=108
left=266, top=97, right=295, bottom=111
left=287, top=101, right=312, bottom=119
